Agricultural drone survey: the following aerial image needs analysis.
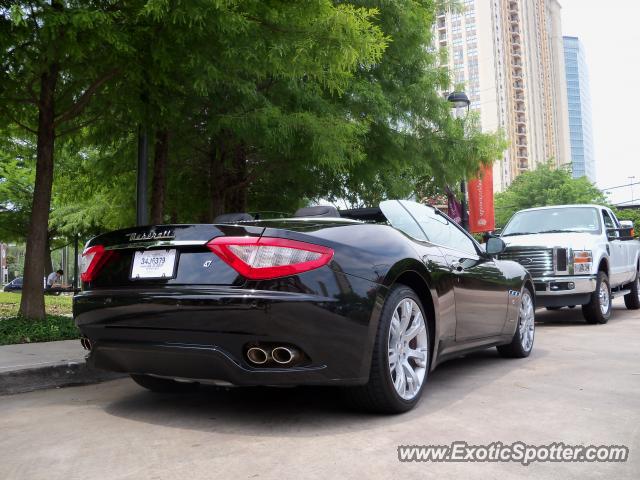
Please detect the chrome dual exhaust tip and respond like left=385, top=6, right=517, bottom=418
left=246, top=347, right=269, bottom=365
left=246, top=345, right=302, bottom=366
left=80, top=337, right=92, bottom=351
left=271, top=347, right=300, bottom=365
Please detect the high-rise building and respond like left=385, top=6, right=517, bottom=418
left=563, top=36, right=595, bottom=181
left=436, top=0, right=571, bottom=191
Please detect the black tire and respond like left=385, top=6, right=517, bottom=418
left=546, top=306, right=561, bottom=311
left=345, top=285, right=430, bottom=414
left=582, top=271, right=612, bottom=324
left=130, top=374, right=199, bottom=393
left=623, top=269, right=640, bottom=310
left=497, top=287, right=535, bottom=358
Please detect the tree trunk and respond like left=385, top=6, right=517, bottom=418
left=45, top=236, right=54, bottom=276
left=19, top=65, right=59, bottom=320
left=150, top=129, right=169, bottom=224
left=208, top=138, right=226, bottom=222
left=225, top=143, right=248, bottom=213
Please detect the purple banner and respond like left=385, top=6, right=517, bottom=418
left=446, top=186, right=462, bottom=225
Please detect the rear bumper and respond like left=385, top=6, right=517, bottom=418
left=74, top=274, right=383, bottom=386
left=533, top=275, right=596, bottom=307
left=87, top=341, right=355, bottom=386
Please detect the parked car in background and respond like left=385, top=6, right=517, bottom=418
left=499, top=205, right=640, bottom=324
left=74, top=200, right=535, bottom=413
left=3, top=277, right=23, bottom=292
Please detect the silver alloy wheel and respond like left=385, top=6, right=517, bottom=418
left=599, top=280, right=611, bottom=315
left=387, top=298, right=428, bottom=400
left=519, top=290, right=535, bottom=352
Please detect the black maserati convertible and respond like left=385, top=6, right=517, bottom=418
left=74, top=200, right=535, bottom=413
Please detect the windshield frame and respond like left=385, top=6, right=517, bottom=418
left=501, top=207, right=602, bottom=237
left=379, top=199, right=484, bottom=256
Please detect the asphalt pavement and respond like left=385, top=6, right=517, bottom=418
left=0, top=299, right=638, bottom=480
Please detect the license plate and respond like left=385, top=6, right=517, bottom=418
left=130, top=249, right=177, bottom=280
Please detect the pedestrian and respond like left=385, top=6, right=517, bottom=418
left=46, top=269, right=64, bottom=290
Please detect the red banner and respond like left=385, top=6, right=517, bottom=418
left=467, top=165, right=495, bottom=233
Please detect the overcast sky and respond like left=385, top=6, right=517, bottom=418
left=560, top=0, right=640, bottom=205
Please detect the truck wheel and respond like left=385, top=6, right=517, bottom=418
left=582, top=271, right=612, bottom=324
left=624, top=269, right=640, bottom=310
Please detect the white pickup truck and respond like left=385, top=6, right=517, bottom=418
left=498, top=204, right=640, bottom=324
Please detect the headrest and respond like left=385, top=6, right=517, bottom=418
left=293, top=206, right=340, bottom=218
left=214, top=213, right=254, bottom=223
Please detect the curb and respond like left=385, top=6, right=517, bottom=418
left=0, top=361, right=126, bottom=395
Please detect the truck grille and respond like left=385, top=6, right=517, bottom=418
left=499, top=248, right=554, bottom=277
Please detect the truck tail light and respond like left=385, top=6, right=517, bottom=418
left=207, top=237, right=334, bottom=280
left=80, top=245, right=114, bottom=282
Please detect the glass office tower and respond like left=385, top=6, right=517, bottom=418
left=563, top=36, right=595, bottom=181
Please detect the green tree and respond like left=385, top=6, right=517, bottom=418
left=494, top=163, right=607, bottom=227
left=1, top=1, right=135, bottom=319
left=0, top=135, right=34, bottom=242
left=157, top=0, right=505, bottom=214
left=49, top=134, right=137, bottom=238
left=148, top=0, right=388, bottom=220
left=613, top=208, right=640, bottom=233
left=0, top=134, right=79, bottom=274
left=2, top=0, right=387, bottom=319
left=319, top=0, right=506, bottom=207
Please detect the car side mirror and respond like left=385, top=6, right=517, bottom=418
left=619, top=227, right=635, bottom=240
left=607, top=226, right=634, bottom=240
left=619, top=221, right=635, bottom=239
left=485, top=237, right=506, bottom=256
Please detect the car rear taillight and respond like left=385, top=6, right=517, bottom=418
left=80, top=245, right=114, bottom=282
left=207, top=237, right=334, bottom=280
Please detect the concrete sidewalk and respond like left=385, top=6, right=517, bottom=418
left=0, top=340, right=123, bottom=395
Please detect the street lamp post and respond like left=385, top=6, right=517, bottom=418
left=629, top=176, right=636, bottom=205
left=447, top=91, right=471, bottom=231
left=73, top=234, right=79, bottom=290
left=136, top=74, right=150, bottom=227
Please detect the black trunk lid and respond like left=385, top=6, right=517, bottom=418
left=84, top=224, right=264, bottom=289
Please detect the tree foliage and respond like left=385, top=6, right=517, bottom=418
left=613, top=208, right=640, bottom=233
left=0, top=134, right=34, bottom=242
left=50, top=0, right=506, bottom=224
left=323, top=0, right=506, bottom=207
left=494, top=163, right=607, bottom=227
left=1, top=0, right=139, bottom=319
